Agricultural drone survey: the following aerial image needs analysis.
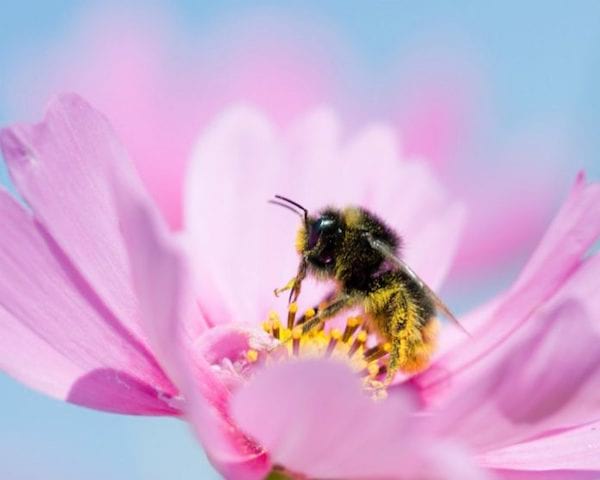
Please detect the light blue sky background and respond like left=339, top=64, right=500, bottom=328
left=1, top=1, right=600, bottom=479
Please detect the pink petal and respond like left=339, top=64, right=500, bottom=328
left=432, top=264, right=600, bottom=451
left=479, top=420, right=600, bottom=473
left=184, top=107, right=292, bottom=327
left=111, top=166, right=229, bottom=411
left=195, top=324, right=280, bottom=392
left=184, top=108, right=465, bottom=327
left=190, top=400, right=270, bottom=480
left=283, top=115, right=465, bottom=290
left=506, top=173, right=600, bottom=311
left=392, top=47, right=484, bottom=169
left=0, top=93, right=153, bottom=350
left=113, top=174, right=269, bottom=478
left=338, top=125, right=466, bottom=290
left=493, top=470, right=600, bottom=480
left=232, top=359, right=488, bottom=479
left=417, top=175, right=600, bottom=399
left=0, top=189, right=176, bottom=414
left=5, top=7, right=334, bottom=228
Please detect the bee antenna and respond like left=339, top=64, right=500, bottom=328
left=273, top=195, right=309, bottom=224
left=269, top=199, right=303, bottom=219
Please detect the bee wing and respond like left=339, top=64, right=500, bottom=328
left=365, top=234, right=471, bottom=337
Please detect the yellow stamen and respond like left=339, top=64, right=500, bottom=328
left=288, top=302, right=298, bottom=329
left=348, top=330, right=368, bottom=358
left=272, top=318, right=281, bottom=340
left=292, top=327, right=302, bottom=356
left=257, top=306, right=394, bottom=397
left=367, top=362, right=380, bottom=377
left=262, top=320, right=273, bottom=334
left=342, top=316, right=361, bottom=342
left=303, top=308, right=316, bottom=324
left=295, top=307, right=316, bottom=328
left=246, top=349, right=259, bottom=363
left=326, top=329, right=342, bottom=356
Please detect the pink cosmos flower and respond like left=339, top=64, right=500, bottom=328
left=1, top=94, right=599, bottom=479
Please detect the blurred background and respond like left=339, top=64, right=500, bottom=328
left=1, top=1, right=599, bottom=478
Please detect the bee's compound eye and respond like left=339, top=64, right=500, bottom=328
left=307, top=217, right=336, bottom=249
left=307, top=222, right=321, bottom=249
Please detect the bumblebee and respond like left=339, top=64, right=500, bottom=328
left=271, top=195, right=467, bottom=381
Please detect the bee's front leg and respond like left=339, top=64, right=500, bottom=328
left=274, top=259, right=307, bottom=304
left=294, top=290, right=337, bottom=325
left=273, top=277, right=297, bottom=297
left=300, top=293, right=355, bottom=333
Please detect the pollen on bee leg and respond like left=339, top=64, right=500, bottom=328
left=287, top=302, right=298, bottom=329
left=295, top=307, right=316, bottom=330
left=363, top=342, right=392, bottom=362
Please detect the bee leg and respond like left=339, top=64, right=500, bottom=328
left=301, top=293, right=354, bottom=333
left=384, top=341, right=401, bottom=386
left=273, top=277, right=297, bottom=297
left=295, top=290, right=337, bottom=325
left=384, top=321, right=434, bottom=385
left=274, top=260, right=307, bottom=303
left=383, top=301, right=407, bottom=385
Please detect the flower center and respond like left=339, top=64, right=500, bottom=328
left=246, top=302, right=392, bottom=398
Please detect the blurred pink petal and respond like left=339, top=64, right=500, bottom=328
left=337, top=123, right=466, bottom=290
left=3, top=5, right=576, bottom=287
left=452, top=125, right=574, bottom=280
left=393, top=46, right=485, bottom=169
left=185, top=107, right=465, bottom=327
left=232, top=359, right=487, bottom=480
left=5, top=8, right=332, bottom=229
left=185, top=107, right=289, bottom=327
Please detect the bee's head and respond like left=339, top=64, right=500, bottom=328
left=270, top=196, right=344, bottom=275
left=301, top=210, right=344, bottom=271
